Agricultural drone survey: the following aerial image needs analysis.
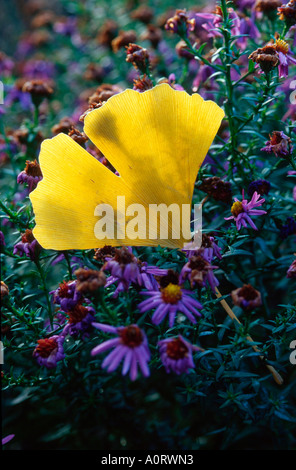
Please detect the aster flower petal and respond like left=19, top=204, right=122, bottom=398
left=130, top=354, right=138, bottom=381
left=122, top=348, right=133, bottom=375
left=152, top=303, right=171, bottom=325
left=91, top=337, right=120, bottom=356
left=134, top=347, right=150, bottom=377
left=106, top=346, right=129, bottom=372
left=92, top=322, right=118, bottom=334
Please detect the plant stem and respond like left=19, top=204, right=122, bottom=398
left=215, top=287, right=284, bottom=385
left=63, top=251, right=73, bottom=280
left=34, top=259, right=53, bottom=325
left=181, top=35, right=223, bottom=73
left=237, top=73, right=271, bottom=133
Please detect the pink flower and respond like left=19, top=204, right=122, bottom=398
left=195, top=7, right=241, bottom=39
left=91, top=323, right=150, bottom=381
left=225, top=190, right=267, bottom=231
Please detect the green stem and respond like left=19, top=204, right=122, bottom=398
left=289, top=156, right=296, bottom=172
left=237, top=73, right=271, bottom=133
left=63, top=251, right=73, bottom=280
left=181, top=35, right=223, bottom=73
left=0, top=200, right=30, bottom=229
left=34, top=259, right=53, bottom=325
left=33, top=104, right=39, bottom=128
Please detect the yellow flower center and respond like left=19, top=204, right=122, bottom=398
left=275, top=39, right=289, bottom=55
left=231, top=201, right=244, bottom=217
left=161, top=283, right=182, bottom=304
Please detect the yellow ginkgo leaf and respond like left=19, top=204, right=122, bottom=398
left=30, top=83, right=224, bottom=251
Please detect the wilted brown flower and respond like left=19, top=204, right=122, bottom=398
left=30, top=10, right=56, bottom=29
left=287, top=256, right=296, bottom=278
left=19, top=30, right=52, bottom=49
left=141, top=25, right=163, bottom=48
left=23, top=0, right=47, bottom=16
left=68, top=127, right=88, bottom=146
left=254, top=0, right=282, bottom=13
left=133, top=75, right=154, bottom=92
left=79, top=84, right=123, bottom=121
left=278, top=0, right=296, bottom=27
left=156, top=9, right=176, bottom=28
left=88, top=83, right=123, bottom=105
left=97, top=20, right=119, bottom=48
left=248, top=44, right=279, bottom=74
left=111, top=30, right=137, bottom=52
left=51, top=117, right=75, bottom=135
left=131, top=5, right=154, bottom=24
left=17, top=160, right=43, bottom=192
left=231, top=284, right=262, bottom=311
left=22, top=79, right=54, bottom=106
left=79, top=102, right=103, bottom=122
left=24, top=159, right=42, bottom=177
left=94, top=245, right=117, bottom=262
left=74, top=268, right=106, bottom=293
left=1, top=281, right=9, bottom=299
left=199, top=176, right=233, bottom=204
left=13, top=127, right=43, bottom=145
left=261, top=130, right=293, bottom=158
left=184, top=255, right=213, bottom=288
left=84, top=63, right=105, bottom=82
left=175, top=39, right=194, bottom=60
left=126, top=43, right=150, bottom=73
left=164, top=9, right=195, bottom=36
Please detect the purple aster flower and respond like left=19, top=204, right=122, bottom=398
left=22, top=59, right=56, bottom=80
left=180, top=248, right=219, bottom=293
left=0, top=230, right=5, bottom=247
left=4, top=82, right=33, bottom=111
left=275, top=39, right=296, bottom=78
left=103, top=247, right=167, bottom=296
left=248, top=179, right=271, bottom=197
left=2, top=434, right=15, bottom=445
left=13, top=229, right=41, bottom=261
left=280, top=216, right=296, bottom=239
left=164, top=9, right=196, bottom=37
left=167, top=73, right=184, bottom=91
left=287, top=257, right=296, bottom=278
left=103, top=247, right=141, bottom=297
left=0, top=134, right=18, bottom=164
left=0, top=52, right=14, bottom=77
left=192, top=64, right=219, bottom=99
left=196, top=6, right=241, bottom=39
left=33, top=335, right=65, bottom=369
left=53, top=16, right=78, bottom=36
left=17, top=159, right=43, bottom=192
left=293, top=186, right=296, bottom=201
left=91, top=323, right=150, bottom=381
left=184, top=233, right=222, bottom=262
left=50, top=280, right=82, bottom=312
left=251, top=39, right=296, bottom=77
left=158, top=335, right=200, bottom=375
left=231, top=284, right=262, bottom=311
left=261, top=131, right=293, bottom=158
left=225, top=190, right=267, bottom=231
left=235, top=0, right=256, bottom=10
left=237, top=15, right=260, bottom=49
left=51, top=253, right=84, bottom=272
left=62, top=304, right=96, bottom=338
left=138, top=262, right=168, bottom=290
left=138, top=271, right=203, bottom=328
